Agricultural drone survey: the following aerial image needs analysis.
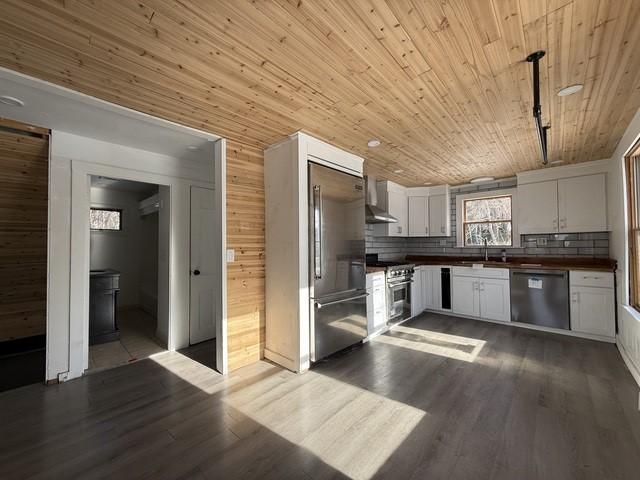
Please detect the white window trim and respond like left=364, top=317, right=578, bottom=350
left=456, top=188, right=520, bottom=248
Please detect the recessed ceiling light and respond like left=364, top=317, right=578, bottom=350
left=557, top=84, right=583, bottom=97
left=367, top=139, right=381, bottom=148
left=394, top=169, right=404, bottom=174
left=550, top=160, right=565, bottom=165
left=0, top=95, right=25, bottom=107
left=423, top=182, right=433, bottom=186
left=470, top=176, right=495, bottom=183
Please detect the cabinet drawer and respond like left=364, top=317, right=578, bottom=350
left=452, top=267, right=509, bottom=279
left=570, top=270, right=613, bottom=289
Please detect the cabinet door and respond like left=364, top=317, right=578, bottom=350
left=452, top=275, right=479, bottom=317
left=408, top=196, right=429, bottom=236
left=479, top=278, right=510, bottom=322
left=570, top=286, right=615, bottom=338
left=411, top=267, right=423, bottom=316
left=388, top=190, right=408, bottom=236
left=422, top=267, right=435, bottom=310
left=517, top=181, right=559, bottom=234
left=429, top=194, right=449, bottom=236
left=558, top=174, right=607, bottom=233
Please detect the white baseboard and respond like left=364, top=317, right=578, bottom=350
left=422, top=309, right=616, bottom=343
left=617, top=336, right=640, bottom=389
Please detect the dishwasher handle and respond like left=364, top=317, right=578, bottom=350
left=511, top=269, right=567, bottom=277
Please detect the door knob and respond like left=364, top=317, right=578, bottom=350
left=193, top=269, right=201, bottom=276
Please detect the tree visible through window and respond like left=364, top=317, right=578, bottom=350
left=463, top=195, right=512, bottom=246
left=90, top=208, right=122, bottom=231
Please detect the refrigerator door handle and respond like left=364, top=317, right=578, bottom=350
left=313, top=184, right=322, bottom=279
left=315, top=293, right=368, bottom=309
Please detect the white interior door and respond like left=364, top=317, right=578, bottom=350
left=190, top=186, right=217, bottom=344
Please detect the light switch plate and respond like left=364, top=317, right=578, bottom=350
left=439, top=240, right=447, bottom=246
left=564, top=240, right=571, bottom=247
left=536, top=238, right=548, bottom=246
left=226, top=249, right=235, bottom=262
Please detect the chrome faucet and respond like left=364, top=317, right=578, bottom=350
left=484, top=238, right=488, bottom=261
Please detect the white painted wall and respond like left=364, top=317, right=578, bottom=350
left=90, top=186, right=159, bottom=310
left=47, top=131, right=220, bottom=381
left=608, top=106, right=640, bottom=385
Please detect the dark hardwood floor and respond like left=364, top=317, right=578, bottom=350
left=1, top=312, right=639, bottom=479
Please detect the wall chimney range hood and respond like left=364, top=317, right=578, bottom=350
left=365, top=175, right=398, bottom=224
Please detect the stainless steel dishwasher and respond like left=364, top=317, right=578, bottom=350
left=510, top=269, right=570, bottom=329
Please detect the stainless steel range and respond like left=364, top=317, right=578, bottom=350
left=366, top=255, right=414, bottom=324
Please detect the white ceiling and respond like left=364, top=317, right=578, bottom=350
left=0, top=67, right=218, bottom=161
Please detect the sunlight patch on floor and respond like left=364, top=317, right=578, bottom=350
left=149, top=351, right=224, bottom=393
left=223, top=370, right=426, bottom=480
left=374, top=324, right=486, bottom=363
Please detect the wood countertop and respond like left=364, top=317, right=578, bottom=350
left=405, top=255, right=617, bottom=272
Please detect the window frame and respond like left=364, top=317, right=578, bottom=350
left=455, top=188, right=520, bottom=248
left=463, top=194, right=513, bottom=247
left=90, top=207, right=123, bottom=232
left=625, top=149, right=640, bottom=310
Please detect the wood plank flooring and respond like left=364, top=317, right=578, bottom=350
left=1, top=312, right=640, bottom=479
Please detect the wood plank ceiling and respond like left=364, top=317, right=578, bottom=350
left=1, top=0, right=640, bottom=185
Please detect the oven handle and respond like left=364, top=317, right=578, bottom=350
left=388, top=280, right=413, bottom=287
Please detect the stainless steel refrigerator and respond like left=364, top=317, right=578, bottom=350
left=309, top=162, right=367, bottom=362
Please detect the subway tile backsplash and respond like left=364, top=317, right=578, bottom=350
left=365, top=179, right=610, bottom=260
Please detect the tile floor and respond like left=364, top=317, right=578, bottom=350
left=88, top=308, right=165, bottom=372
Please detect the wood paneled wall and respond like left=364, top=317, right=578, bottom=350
left=226, top=140, right=265, bottom=370
left=0, top=123, right=49, bottom=342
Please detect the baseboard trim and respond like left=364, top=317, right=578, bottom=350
left=617, top=337, right=640, bottom=389
left=264, top=348, right=297, bottom=372
left=422, top=309, right=616, bottom=343
left=0, top=334, right=46, bottom=356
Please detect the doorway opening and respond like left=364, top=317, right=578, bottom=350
left=87, top=176, right=167, bottom=372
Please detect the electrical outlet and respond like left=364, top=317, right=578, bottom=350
left=439, top=240, right=447, bottom=246
left=226, top=249, right=235, bottom=262
left=564, top=240, right=571, bottom=247
left=536, top=238, right=548, bottom=247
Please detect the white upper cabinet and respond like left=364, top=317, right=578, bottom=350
left=408, top=195, right=429, bottom=237
left=516, top=160, right=609, bottom=235
left=558, top=174, right=607, bottom=233
left=517, top=180, right=559, bottom=234
left=373, top=181, right=407, bottom=237
left=405, top=185, right=450, bottom=237
left=429, top=193, right=450, bottom=237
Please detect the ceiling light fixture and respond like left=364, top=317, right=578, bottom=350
left=550, top=160, right=565, bottom=165
left=557, top=84, right=583, bottom=97
left=470, top=176, right=495, bottom=184
left=367, top=139, right=381, bottom=148
left=0, top=95, right=25, bottom=107
left=394, top=169, right=404, bottom=174
left=187, top=145, right=200, bottom=151
left=423, top=182, right=433, bottom=186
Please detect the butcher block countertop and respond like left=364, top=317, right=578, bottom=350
left=405, top=255, right=617, bottom=272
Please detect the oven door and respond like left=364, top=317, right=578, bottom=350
left=387, top=279, right=412, bottom=323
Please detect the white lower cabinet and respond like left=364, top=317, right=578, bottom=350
left=452, top=275, right=479, bottom=317
left=569, top=271, right=615, bottom=339
left=452, top=268, right=510, bottom=322
left=478, top=278, right=511, bottom=322
left=366, top=272, right=387, bottom=337
left=411, top=266, right=423, bottom=317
